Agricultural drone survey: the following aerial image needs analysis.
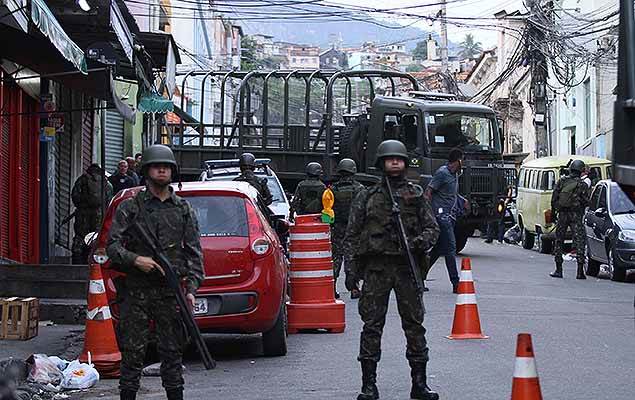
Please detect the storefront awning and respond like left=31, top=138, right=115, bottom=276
left=138, top=92, right=174, bottom=114
left=30, top=0, right=87, bottom=74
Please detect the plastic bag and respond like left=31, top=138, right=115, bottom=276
left=60, top=360, right=99, bottom=390
left=26, top=354, right=63, bottom=386
left=504, top=224, right=521, bottom=244
left=47, top=357, right=70, bottom=372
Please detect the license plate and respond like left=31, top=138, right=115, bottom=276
left=193, top=298, right=208, bottom=315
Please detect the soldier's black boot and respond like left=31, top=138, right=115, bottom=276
left=119, top=390, right=136, bottom=400
left=576, top=263, right=586, bottom=279
left=550, top=264, right=563, bottom=278
left=166, top=388, right=183, bottom=400
left=409, top=362, right=439, bottom=400
left=357, top=360, right=379, bottom=400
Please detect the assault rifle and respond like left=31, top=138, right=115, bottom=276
left=384, top=177, right=426, bottom=298
left=132, top=219, right=216, bottom=370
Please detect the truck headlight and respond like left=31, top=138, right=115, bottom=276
left=618, top=230, right=635, bottom=243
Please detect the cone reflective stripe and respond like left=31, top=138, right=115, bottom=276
left=79, top=263, right=121, bottom=378
left=287, top=214, right=345, bottom=333
left=447, top=258, right=489, bottom=340
left=511, top=334, right=543, bottom=400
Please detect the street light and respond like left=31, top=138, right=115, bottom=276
left=77, top=0, right=91, bottom=12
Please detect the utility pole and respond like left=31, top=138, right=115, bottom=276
left=440, top=0, right=449, bottom=72
left=527, top=0, right=549, bottom=157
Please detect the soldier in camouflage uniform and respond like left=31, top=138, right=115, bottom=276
left=331, top=158, right=364, bottom=299
left=344, top=140, right=440, bottom=400
left=107, top=145, right=204, bottom=400
left=71, top=164, right=113, bottom=264
left=550, top=159, right=590, bottom=279
left=233, top=152, right=273, bottom=205
left=290, top=162, right=326, bottom=217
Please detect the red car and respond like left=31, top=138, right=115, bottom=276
left=91, top=181, right=289, bottom=356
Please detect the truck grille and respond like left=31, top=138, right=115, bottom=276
left=459, top=166, right=517, bottom=197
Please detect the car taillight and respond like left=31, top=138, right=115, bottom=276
left=93, top=247, right=109, bottom=265
left=545, top=209, right=554, bottom=225
left=245, top=199, right=272, bottom=258
left=252, top=238, right=271, bottom=255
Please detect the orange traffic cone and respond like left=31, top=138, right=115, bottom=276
left=447, top=258, right=489, bottom=339
left=511, top=333, right=543, bottom=400
left=79, top=263, right=121, bottom=378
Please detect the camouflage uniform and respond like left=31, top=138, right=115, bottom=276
left=71, top=168, right=113, bottom=264
left=345, top=177, right=439, bottom=364
left=106, top=188, right=204, bottom=395
left=291, top=178, right=325, bottom=216
left=233, top=170, right=273, bottom=205
left=331, top=176, right=364, bottom=280
left=552, top=175, right=590, bottom=268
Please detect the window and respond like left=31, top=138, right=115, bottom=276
left=610, top=184, right=635, bottom=214
left=426, top=112, right=500, bottom=152
left=598, top=185, right=608, bottom=210
left=540, top=170, right=555, bottom=190
left=590, top=166, right=602, bottom=183
left=187, top=195, right=248, bottom=237
left=584, top=78, right=592, bottom=140
left=528, top=170, right=536, bottom=190
left=518, top=169, right=526, bottom=188
left=589, top=185, right=602, bottom=211
left=607, top=166, right=613, bottom=179
left=382, top=114, right=419, bottom=150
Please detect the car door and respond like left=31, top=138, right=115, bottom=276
left=584, top=184, right=603, bottom=259
left=593, top=185, right=612, bottom=262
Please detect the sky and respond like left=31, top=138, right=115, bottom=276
left=335, top=0, right=526, bottom=47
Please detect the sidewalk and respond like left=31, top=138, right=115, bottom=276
left=0, top=323, right=84, bottom=361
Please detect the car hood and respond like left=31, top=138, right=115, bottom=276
left=613, top=213, right=635, bottom=230
left=269, top=201, right=290, bottom=219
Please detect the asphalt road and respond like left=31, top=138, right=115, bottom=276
left=75, top=240, right=635, bottom=400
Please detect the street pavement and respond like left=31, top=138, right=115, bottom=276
left=73, top=240, right=635, bottom=400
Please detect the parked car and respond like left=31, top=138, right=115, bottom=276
left=200, top=158, right=290, bottom=220
left=516, top=156, right=612, bottom=253
left=90, top=181, right=289, bottom=356
left=584, top=180, right=635, bottom=281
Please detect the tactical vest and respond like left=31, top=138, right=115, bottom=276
left=296, top=179, right=326, bottom=214
left=358, top=182, right=425, bottom=256
left=556, top=177, right=583, bottom=210
left=332, top=178, right=363, bottom=225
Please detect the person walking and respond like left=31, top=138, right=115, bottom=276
left=425, top=148, right=465, bottom=293
left=109, top=160, right=137, bottom=194
left=290, top=162, right=326, bottom=217
left=70, top=164, right=113, bottom=264
left=233, top=152, right=273, bottom=205
left=126, top=156, right=141, bottom=185
left=550, top=159, right=590, bottom=279
left=331, top=158, right=364, bottom=299
left=345, top=140, right=440, bottom=400
left=106, top=145, right=204, bottom=400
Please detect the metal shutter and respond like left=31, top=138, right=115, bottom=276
left=55, top=103, right=73, bottom=250
left=104, top=108, right=124, bottom=174
left=0, top=82, right=9, bottom=259
left=81, top=98, right=94, bottom=171
left=18, top=96, right=34, bottom=262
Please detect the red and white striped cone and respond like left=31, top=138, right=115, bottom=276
left=447, top=257, right=489, bottom=339
left=511, top=333, right=543, bottom=400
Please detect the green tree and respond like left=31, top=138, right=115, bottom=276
left=406, top=64, right=424, bottom=72
left=241, top=36, right=261, bottom=71
left=459, top=34, right=483, bottom=59
left=412, top=40, right=428, bottom=60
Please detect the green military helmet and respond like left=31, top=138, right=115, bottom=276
left=337, top=158, right=357, bottom=175
left=306, top=162, right=323, bottom=177
left=140, top=144, right=178, bottom=175
left=569, top=159, right=586, bottom=175
left=239, top=152, right=256, bottom=169
left=375, top=139, right=409, bottom=168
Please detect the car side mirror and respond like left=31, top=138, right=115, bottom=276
left=595, top=208, right=607, bottom=218
left=270, top=215, right=290, bottom=237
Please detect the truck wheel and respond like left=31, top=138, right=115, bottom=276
left=537, top=234, right=554, bottom=254
left=339, top=122, right=365, bottom=165
left=262, top=303, right=288, bottom=357
left=522, top=229, right=535, bottom=250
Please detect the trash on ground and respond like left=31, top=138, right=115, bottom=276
left=60, top=360, right=99, bottom=390
left=142, top=362, right=186, bottom=376
left=503, top=225, right=521, bottom=244
left=26, top=354, right=64, bottom=386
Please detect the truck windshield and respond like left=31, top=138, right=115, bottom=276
left=426, top=112, right=500, bottom=152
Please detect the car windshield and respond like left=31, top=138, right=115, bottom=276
left=210, top=173, right=285, bottom=203
left=610, top=185, right=635, bottom=214
left=426, top=112, right=500, bottom=152
left=186, top=195, right=248, bottom=237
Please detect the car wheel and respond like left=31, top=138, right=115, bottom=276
left=522, top=229, right=535, bottom=250
left=262, top=302, right=288, bottom=357
left=585, top=247, right=601, bottom=277
left=537, top=234, right=554, bottom=254
left=608, top=247, right=627, bottom=282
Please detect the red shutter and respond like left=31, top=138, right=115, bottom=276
left=0, top=77, right=10, bottom=259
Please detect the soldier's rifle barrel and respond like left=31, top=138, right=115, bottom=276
left=133, top=222, right=217, bottom=370
left=384, top=176, right=425, bottom=297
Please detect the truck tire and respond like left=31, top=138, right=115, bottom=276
left=522, top=229, right=535, bottom=250
left=339, top=122, right=365, bottom=165
left=262, top=302, right=288, bottom=357
left=537, top=234, right=554, bottom=254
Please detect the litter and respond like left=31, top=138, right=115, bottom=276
left=60, top=360, right=99, bottom=390
left=26, top=354, right=63, bottom=386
